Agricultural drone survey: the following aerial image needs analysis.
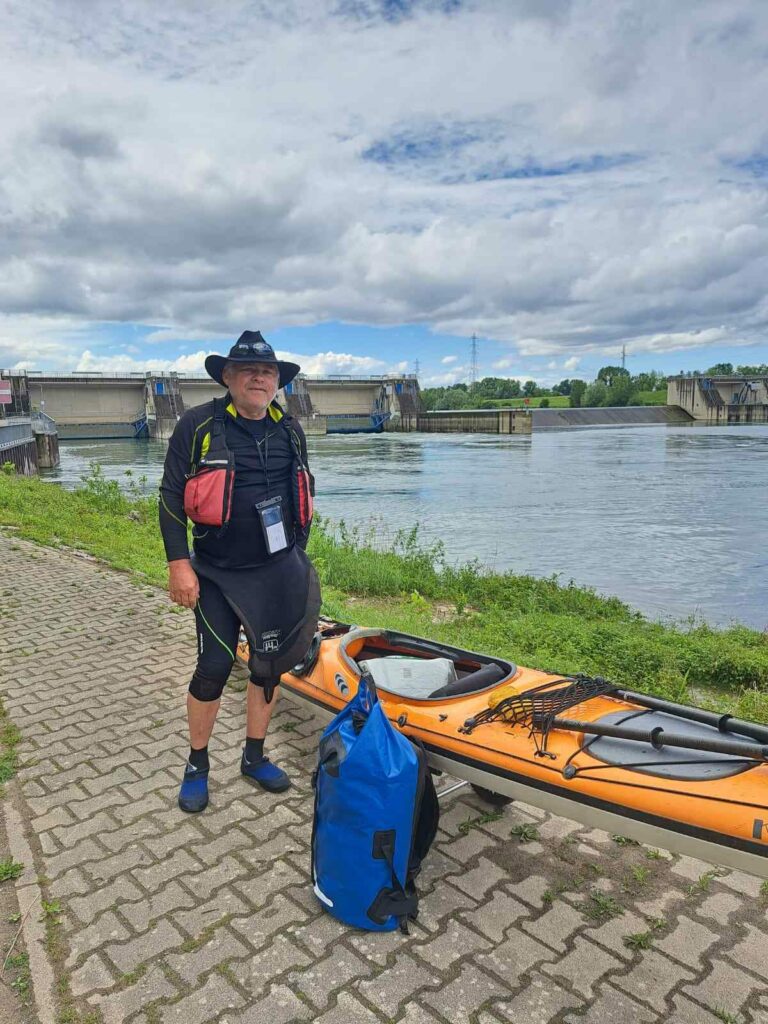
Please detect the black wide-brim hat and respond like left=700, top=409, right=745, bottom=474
left=204, top=331, right=301, bottom=389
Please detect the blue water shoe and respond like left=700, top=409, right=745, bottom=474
left=178, top=762, right=209, bottom=813
left=240, top=752, right=291, bottom=793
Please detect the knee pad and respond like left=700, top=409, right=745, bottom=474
left=189, top=668, right=230, bottom=702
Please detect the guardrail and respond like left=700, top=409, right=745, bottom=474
left=31, top=411, right=58, bottom=435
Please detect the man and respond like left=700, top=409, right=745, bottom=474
left=159, top=330, right=319, bottom=813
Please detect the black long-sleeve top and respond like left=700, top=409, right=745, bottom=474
left=159, top=398, right=312, bottom=569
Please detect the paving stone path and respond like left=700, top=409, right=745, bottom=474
left=1, top=535, right=767, bottom=1024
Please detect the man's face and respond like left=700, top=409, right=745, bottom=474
left=222, top=362, right=279, bottom=411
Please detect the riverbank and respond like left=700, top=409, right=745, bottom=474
left=1, top=472, right=767, bottom=722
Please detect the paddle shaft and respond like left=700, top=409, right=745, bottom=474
left=553, top=717, right=768, bottom=761
left=614, top=690, right=768, bottom=745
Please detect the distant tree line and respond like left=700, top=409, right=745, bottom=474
left=421, top=367, right=667, bottom=411
left=420, top=361, right=767, bottom=412
left=676, top=362, right=768, bottom=377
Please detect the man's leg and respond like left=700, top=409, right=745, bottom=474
left=245, top=679, right=279, bottom=739
left=241, top=680, right=291, bottom=792
left=187, top=693, right=221, bottom=749
left=179, top=578, right=240, bottom=812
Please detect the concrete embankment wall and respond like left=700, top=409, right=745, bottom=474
left=532, top=406, right=694, bottom=429
left=0, top=418, right=38, bottom=474
left=395, top=409, right=532, bottom=433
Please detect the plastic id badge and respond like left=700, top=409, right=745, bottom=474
left=255, top=496, right=289, bottom=555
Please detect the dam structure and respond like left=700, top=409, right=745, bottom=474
left=0, top=370, right=421, bottom=440
left=667, top=374, right=768, bottom=424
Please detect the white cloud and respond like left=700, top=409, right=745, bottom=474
left=563, top=355, right=580, bottom=371
left=75, top=349, right=211, bottom=373
left=441, top=355, right=458, bottom=364
left=2, top=1, right=768, bottom=366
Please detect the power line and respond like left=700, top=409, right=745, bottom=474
left=470, top=333, right=479, bottom=385
left=414, top=358, right=420, bottom=377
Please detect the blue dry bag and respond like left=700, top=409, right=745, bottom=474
left=311, top=677, right=439, bottom=932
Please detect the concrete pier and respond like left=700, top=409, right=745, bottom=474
left=395, top=408, right=533, bottom=433
left=668, top=374, right=768, bottom=424
left=0, top=416, right=38, bottom=474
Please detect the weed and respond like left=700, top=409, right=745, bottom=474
left=623, top=930, right=653, bottom=950
left=712, top=1010, right=739, bottom=1024
left=41, top=899, right=63, bottom=919
left=0, top=858, right=24, bottom=882
left=759, top=880, right=768, bottom=903
left=281, top=721, right=299, bottom=733
left=645, top=848, right=665, bottom=860
left=647, top=916, right=666, bottom=931
left=510, top=823, right=540, bottom=843
left=585, top=890, right=624, bottom=922
left=542, top=880, right=571, bottom=905
left=214, top=962, right=239, bottom=985
left=611, top=834, right=640, bottom=847
left=458, top=810, right=504, bottom=836
left=686, top=871, right=718, bottom=898
left=8, top=911, right=21, bottom=923
left=628, top=865, right=651, bottom=887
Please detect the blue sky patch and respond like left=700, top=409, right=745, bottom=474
left=730, top=153, right=768, bottom=177
left=363, top=122, right=484, bottom=164
left=448, top=152, right=640, bottom=184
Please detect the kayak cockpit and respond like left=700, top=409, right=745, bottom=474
left=337, top=627, right=517, bottom=701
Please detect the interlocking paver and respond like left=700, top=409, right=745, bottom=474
left=542, top=936, right=623, bottom=999
left=726, top=923, right=768, bottom=982
left=165, top=927, right=250, bottom=985
left=492, top=972, right=583, bottom=1023
left=232, top=933, right=312, bottom=988
left=157, top=972, right=244, bottom=1023
left=1, top=536, right=766, bottom=1024
left=414, top=917, right=491, bottom=970
left=223, top=985, right=312, bottom=1024
left=655, top=914, right=718, bottom=969
left=288, top=945, right=375, bottom=1010
left=614, top=949, right=695, bottom=1014
left=231, top=893, right=308, bottom=948
left=421, top=962, right=512, bottom=1023
left=104, top=918, right=185, bottom=974
left=461, top=889, right=527, bottom=942
left=357, top=953, right=440, bottom=1018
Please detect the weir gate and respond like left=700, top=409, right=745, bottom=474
left=0, top=371, right=422, bottom=440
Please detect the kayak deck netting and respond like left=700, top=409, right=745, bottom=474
left=237, top=622, right=768, bottom=877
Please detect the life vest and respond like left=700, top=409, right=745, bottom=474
left=183, top=398, right=313, bottom=531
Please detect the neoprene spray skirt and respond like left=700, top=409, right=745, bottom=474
left=192, top=546, right=321, bottom=680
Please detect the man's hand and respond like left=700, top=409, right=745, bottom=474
left=168, top=559, right=199, bottom=609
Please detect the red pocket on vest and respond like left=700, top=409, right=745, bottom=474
left=293, top=465, right=314, bottom=529
left=183, top=463, right=235, bottom=527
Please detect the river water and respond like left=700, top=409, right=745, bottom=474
left=43, top=424, right=768, bottom=630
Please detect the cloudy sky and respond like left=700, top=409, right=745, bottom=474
left=1, top=0, right=767, bottom=386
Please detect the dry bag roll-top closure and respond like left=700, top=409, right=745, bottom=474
left=311, top=677, right=439, bottom=933
left=183, top=398, right=314, bottom=533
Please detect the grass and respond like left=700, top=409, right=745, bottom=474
left=0, top=699, right=21, bottom=790
left=1, top=472, right=768, bottom=720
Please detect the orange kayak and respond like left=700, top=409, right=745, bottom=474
left=238, top=620, right=768, bottom=877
